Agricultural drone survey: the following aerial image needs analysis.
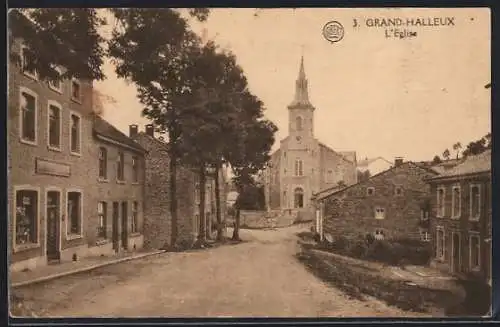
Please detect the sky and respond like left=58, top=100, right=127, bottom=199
left=95, top=8, right=491, bottom=162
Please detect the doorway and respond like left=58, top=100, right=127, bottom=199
left=121, top=201, right=128, bottom=250
left=451, top=231, right=461, bottom=273
left=46, top=191, right=61, bottom=262
left=112, top=202, right=120, bottom=251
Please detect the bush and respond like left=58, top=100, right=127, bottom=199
left=348, top=237, right=369, bottom=258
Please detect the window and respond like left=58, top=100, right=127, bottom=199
left=98, top=147, right=107, bottom=179
left=195, top=183, right=200, bottom=204
left=20, top=89, right=37, bottom=143
left=421, top=209, right=429, bottom=220
left=437, top=187, right=445, bottom=217
left=97, top=202, right=107, bottom=239
left=132, top=202, right=139, bottom=233
left=15, top=189, right=38, bottom=246
left=70, top=113, right=81, bottom=154
left=132, top=156, right=139, bottom=183
left=469, top=234, right=481, bottom=270
left=420, top=230, right=430, bottom=242
left=436, top=227, right=445, bottom=260
left=374, top=207, right=385, bottom=219
left=283, top=152, right=286, bottom=158
left=451, top=186, right=461, bottom=218
left=117, top=152, right=125, bottom=181
left=296, top=116, right=303, bottom=131
left=21, top=46, right=37, bottom=79
left=294, top=188, right=304, bottom=208
left=67, top=191, right=82, bottom=236
left=71, top=79, right=81, bottom=101
left=295, top=159, right=303, bottom=176
left=367, top=187, right=375, bottom=196
left=48, top=67, right=63, bottom=93
left=470, top=185, right=481, bottom=220
left=48, top=102, right=61, bottom=149
left=284, top=169, right=287, bottom=175
left=283, top=191, right=287, bottom=206
left=394, top=186, right=403, bottom=196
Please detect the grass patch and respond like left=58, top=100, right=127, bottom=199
left=296, top=246, right=456, bottom=314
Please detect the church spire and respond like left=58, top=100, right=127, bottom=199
left=290, top=55, right=313, bottom=108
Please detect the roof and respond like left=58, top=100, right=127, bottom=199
left=93, top=116, right=146, bottom=153
left=357, top=156, right=392, bottom=167
left=314, top=161, right=439, bottom=201
left=319, top=142, right=356, bottom=164
left=428, top=150, right=491, bottom=181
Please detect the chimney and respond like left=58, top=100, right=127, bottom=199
left=129, top=124, right=138, bottom=138
left=145, top=124, right=154, bottom=137
left=394, top=157, right=404, bottom=167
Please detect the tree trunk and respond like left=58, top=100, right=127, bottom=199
left=232, top=194, right=241, bottom=241
left=169, top=155, right=178, bottom=248
left=214, top=163, right=223, bottom=241
left=198, top=165, right=207, bottom=241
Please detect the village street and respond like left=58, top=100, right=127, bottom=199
left=11, top=225, right=414, bottom=318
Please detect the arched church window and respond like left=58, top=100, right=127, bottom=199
left=296, top=116, right=303, bottom=131
left=294, top=187, right=304, bottom=208
left=295, top=159, right=303, bottom=176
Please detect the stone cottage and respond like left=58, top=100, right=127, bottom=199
left=313, top=159, right=439, bottom=242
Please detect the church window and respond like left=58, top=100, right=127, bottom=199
left=296, top=116, right=303, bottom=131
left=283, top=191, right=287, bottom=205
left=294, top=187, right=304, bottom=208
left=294, top=159, right=303, bottom=176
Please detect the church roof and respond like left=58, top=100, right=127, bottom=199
left=357, top=156, right=392, bottom=167
left=288, top=56, right=314, bottom=108
left=319, top=142, right=356, bottom=164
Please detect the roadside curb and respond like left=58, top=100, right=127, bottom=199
left=11, top=250, right=166, bottom=289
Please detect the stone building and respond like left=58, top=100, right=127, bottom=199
left=313, top=159, right=438, bottom=242
left=8, top=37, right=146, bottom=272
left=262, top=56, right=357, bottom=217
left=427, top=150, right=491, bottom=286
left=131, top=125, right=227, bottom=249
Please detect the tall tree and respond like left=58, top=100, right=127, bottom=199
left=442, top=149, right=451, bottom=161
left=462, top=133, right=491, bottom=157
left=453, top=142, right=462, bottom=159
left=107, top=8, right=208, bottom=249
left=432, top=155, right=442, bottom=165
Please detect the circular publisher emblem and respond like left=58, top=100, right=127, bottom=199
left=323, top=21, right=344, bottom=43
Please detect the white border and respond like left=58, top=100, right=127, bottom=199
left=450, top=231, right=462, bottom=273
left=469, top=184, right=481, bottom=221
left=12, top=185, right=41, bottom=252
left=20, top=45, right=38, bottom=80
left=436, top=186, right=446, bottom=218
left=48, top=67, right=64, bottom=94
left=116, top=151, right=125, bottom=182
left=69, top=110, right=82, bottom=156
left=367, top=186, right=375, bottom=196
left=98, top=146, right=108, bottom=181
left=436, top=225, right=445, bottom=261
left=374, top=206, right=385, bottom=220
left=47, top=100, right=63, bottom=151
left=451, top=185, right=461, bottom=219
left=18, top=87, right=39, bottom=146
left=469, top=232, right=481, bottom=271
left=45, top=187, right=63, bottom=257
left=71, top=78, right=82, bottom=103
left=65, top=188, right=84, bottom=240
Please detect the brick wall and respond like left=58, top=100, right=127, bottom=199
left=321, top=162, right=435, bottom=241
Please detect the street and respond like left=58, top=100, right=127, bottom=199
left=12, top=225, right=416, bottom=317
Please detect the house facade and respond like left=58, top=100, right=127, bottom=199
left=262, top=56, right=357, bottom=217
left=427, top=150, right=491, bottom=286
left=8, top=38, right=147, bottom=272
left=131, top=125, right=227, bottom=250
left=313, top=159, right=438, bottom=242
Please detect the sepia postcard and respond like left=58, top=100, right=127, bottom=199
left=7, top=7, right=491, bottom=319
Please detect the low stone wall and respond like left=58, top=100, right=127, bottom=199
left=234, top=210, right=298, bottom=229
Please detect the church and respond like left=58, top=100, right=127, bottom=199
left=262, top=56, right=358, bottom=216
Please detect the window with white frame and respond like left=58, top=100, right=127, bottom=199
left=367, top=187, right=375, bottom=196
left=71, top=79, right=82, bottom=101
left=295, top=159, right=303, bottom=176
left=98, top=147, right=107, bottom=179
left=374, top=229, right=385, bottom=240
left=48, top=102, right=61, bottom=149
left=20, top=89, right=37, bottom=143
left=451, top=186, right=461, bottom=218
left=195, top=183, right=200, bottom=204
left=132, top=156, right=139, bottom=183
left=469, top=234, right=481, bottom=270
left=420, top=229, right=430, bottom=242
left=67, top=191, right=82, bottom=236
left=132, top=201, right=139, bottom=233
left=97, top=201, right=107, bottom=239
left=296, top=116, right=303, bottom=131
left=394, top=186, right=403, bottom=196
left=436, top=227, right=445, bottom=260
left=21, top=46, right=37, bottom=79
left=48, top=67, right=63, bottom=93
left=374, top=207, right=385, bottom=219
left=470, top=185, right=481, bottom=220
left=437, top=187, right=445, bottom=217
left=70, top=113, right=81, bottom=154
left=15, top=189, right=39, bottom=245
left=421, top=209, right=430, bottom=220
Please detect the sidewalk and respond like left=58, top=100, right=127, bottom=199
left=10, top=249, right=165, bottom=288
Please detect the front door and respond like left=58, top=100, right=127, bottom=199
left=452, top=232, right=461, bottom=273
left=112, top=202, right=120, bottom=251
left=46, top=191, right=61, bottom=262
left=121, top=202, right=128, bottom=250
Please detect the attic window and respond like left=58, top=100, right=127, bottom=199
left=367, top=187, right=375, bottom=196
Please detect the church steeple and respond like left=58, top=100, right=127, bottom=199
left=289, top=56, right=313, bottom=108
